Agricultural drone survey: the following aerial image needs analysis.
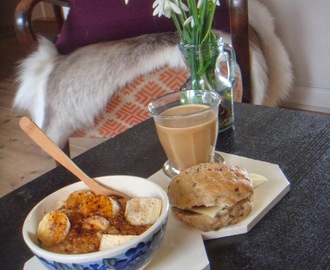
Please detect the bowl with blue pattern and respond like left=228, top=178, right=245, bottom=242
left=22, top=175, right=169, bottom=270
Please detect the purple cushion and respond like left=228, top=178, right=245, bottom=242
left=55, top=0, right=230, bottom=54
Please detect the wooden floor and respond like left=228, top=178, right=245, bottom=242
left=0, top=21, right=107, bottom=197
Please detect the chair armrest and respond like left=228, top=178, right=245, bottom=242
left=229, top=0, right=251, bottom=103
left=14, top=0, right=68, bottom=50
left=15, top=0, right=44, bottom=50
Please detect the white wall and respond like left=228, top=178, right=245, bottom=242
left=259, top=0, right=330, bottom=113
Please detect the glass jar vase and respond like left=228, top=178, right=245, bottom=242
left=179, top=38, right=237, bottom=131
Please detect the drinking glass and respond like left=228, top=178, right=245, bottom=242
left=148, top=90, right=222, bottom=178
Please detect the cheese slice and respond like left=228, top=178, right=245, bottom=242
left=190, top=205, right=224, bottom=218
left=190, top=174, right=268, bottom=218
left=249, top=173, right=268, bottom=188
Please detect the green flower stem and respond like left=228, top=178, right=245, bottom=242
left=169, top=1, right=222, bottom=89
left=199, top=1, right=207, bottom=43
left=172, top=0, right=218, bottom=45
left=171, top=12, right=185, bottom=41
left=202, top=3, right=217, bottom=43
left=181, top=42, right=216, bottom=90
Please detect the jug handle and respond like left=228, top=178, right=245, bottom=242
left=215, top=41, right=237, bottom=87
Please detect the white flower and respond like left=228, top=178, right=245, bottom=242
left=152, top=0, right=182, bottom=18
left=124, top=0, right=220, bottom=44
left=197, top=0, right=204, bottom=9
left=184, top=16, right=195, bottom=27
left=178, top=1, right=189, bottom=12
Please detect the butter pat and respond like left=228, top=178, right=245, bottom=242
left=249, top=173, right=268, bottom=188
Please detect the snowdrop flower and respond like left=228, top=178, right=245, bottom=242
left=152, top=0, right=181, bottom=18
left=124, top=0, right=220, bottom=44
left=184, top=16, right=195, bottom=28
left=178, top=1, right=189, bottom=12
left=197, top=0, right=204, bottom=8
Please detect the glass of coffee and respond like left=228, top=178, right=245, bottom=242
left=148, top=90, right=222, bottom=178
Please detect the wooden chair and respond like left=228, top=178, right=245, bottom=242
left=14, top=0, right=252, bottom=103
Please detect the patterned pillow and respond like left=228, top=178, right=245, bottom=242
left=55, top=0, right=230, bottom=54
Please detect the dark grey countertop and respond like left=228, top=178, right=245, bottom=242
left=1, top=103, right=329, bottom=269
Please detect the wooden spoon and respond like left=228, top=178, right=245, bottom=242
left=19, top=116, right=129, bottom=198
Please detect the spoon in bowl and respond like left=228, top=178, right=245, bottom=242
left=19, top=116, right=129, bottom=199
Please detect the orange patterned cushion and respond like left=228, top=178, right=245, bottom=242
left=73, top=65, right=242, bottom=138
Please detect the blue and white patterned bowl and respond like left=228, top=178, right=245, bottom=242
left=22, top=175, right=169, bottom=270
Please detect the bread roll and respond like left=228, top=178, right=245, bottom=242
left=167, top=163, right=254, bottom=231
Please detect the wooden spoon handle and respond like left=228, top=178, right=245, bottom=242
left=19, top=117, right=128, bottom=198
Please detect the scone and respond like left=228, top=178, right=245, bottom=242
left=167, top=163, right=254, bottom=231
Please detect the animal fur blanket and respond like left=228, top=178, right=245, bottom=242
left=13, top=0, right=293, bottom=148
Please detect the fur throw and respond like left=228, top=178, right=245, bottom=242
left=13, top=0, right=293, bottom=148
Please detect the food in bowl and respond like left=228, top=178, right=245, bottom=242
left=167, top=163, right=254, bottom=231
left=37, top=190, right=162, bottom=254
left=23, top=175, right=169, bottom=270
